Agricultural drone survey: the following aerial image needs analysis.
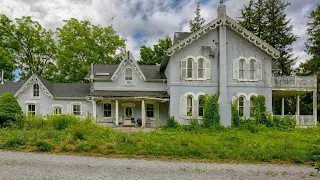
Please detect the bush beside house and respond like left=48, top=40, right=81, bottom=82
left=0, top=92, right=22, bottom=125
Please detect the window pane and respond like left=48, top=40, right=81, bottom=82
left=187, top=60, right=193, bottom=78
left=187, top=60, right=193, bottom=68
left=239, top=60, right=244, bottom=70
left=33, top=84, right=39, bottom=97
left=104, top=104, right=111, bottom=117
left=73, top=105, right=81, bottom=115
left=198, top=69, right=203, bottom=79
left=187, top=69, right=192, bottom=78
left=125, top=69, right=132, bottom=81
left=239, top=107, right=244, bottom=117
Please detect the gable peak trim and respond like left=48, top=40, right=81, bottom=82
left=111, top=51, right=146, bottom=81
left=14, top=74, right=53, bottom=99
left=165, top=16, right=280, bottom=59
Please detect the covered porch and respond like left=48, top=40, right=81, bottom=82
left=88, top=91, right=169, bottom=128
left=272, top=76, right=317, bottom=127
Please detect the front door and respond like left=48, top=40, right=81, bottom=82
left=125, top=107, right=133, bottom=120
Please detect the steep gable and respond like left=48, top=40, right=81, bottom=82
left=160, top=5, right=280, bottom=71
left=111, top=51, right=146, bottom=81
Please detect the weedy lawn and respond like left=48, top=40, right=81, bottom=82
left=0, top=115, right=319, bottom=165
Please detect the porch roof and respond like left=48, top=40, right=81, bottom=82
left=89, top=90, right=169, bottom=99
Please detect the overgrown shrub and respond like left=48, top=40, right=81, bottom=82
left=36, top=140, right=53, bottom=152
left=47, top=115, right=79, bottom=130
left=273, top=115, right=296, bottom=130
left=0, top=92, right=22, bottom=125
left=203, top=93, right=220, bottom=128
left=231, top=100, right=241, bottom=128
left=166, top=116, right=179, bottom=128
left=253, top=95, right=273, bottom=127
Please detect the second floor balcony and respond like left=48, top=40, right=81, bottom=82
left=272, top=76, right=317, bottom=91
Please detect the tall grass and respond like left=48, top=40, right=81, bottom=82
left=0, top=115, right=319, bottom=165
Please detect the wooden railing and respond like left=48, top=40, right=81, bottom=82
left=272, top=76, right=316, bottom=90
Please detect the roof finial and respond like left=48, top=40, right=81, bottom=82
left=220, top=0, right=224, bottom=4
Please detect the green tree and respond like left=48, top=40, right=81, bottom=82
left=239, top=0, right=297, bottom=75
left=0, top=14, right=18, bottom=80
left=298, top=4, right=320, bottom=118
left=189, top=2, right=205, bottom=33
left=51, top=18, right=126, bottom=83
left=138, top=36, right=172, bottom=65
left=14, top=16, right=56, bottom=80
left=0, top=92, right=22, bottom=125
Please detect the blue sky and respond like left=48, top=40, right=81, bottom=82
left=0, top=0, right=318, bottom=75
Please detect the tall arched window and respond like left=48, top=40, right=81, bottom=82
left=239, top=60, right=245, bottom=79
left=187, top=95, right=193, bottom=117
left=187, top=59, right=193, bottom=78
left=198, top=59, right=204, bottom=79
left=250, top=60, right=256, bottom=80
left=125, top=69, right=133, bottom=81
left=33, top=84, right=39, bottom=97
left=238, top=96, right=245, bottom=117
left=198, top=95, right=205, bottom=117
left=250, top=97, right=255, bottom=117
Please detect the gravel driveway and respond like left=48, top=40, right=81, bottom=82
left=0, top=150, right=318, bottom=180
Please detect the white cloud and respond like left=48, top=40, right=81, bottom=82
left=0, top=0, right=317, bottom=66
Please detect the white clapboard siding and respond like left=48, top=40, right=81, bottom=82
left=179, top=95, right=186, bottom=118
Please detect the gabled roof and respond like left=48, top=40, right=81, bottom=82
left=84, top=64, right=166, bottom=80
left=89, top=90, right=169, bottom=99
left=160, top=5, right=280, bottom=70
left=0, top=74, right=89, bottom=98
left=111, top=51, right=146, bottom=81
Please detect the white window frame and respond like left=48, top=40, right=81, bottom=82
left=103, top=103, right=112, bottom=118
left=186, top=59, right=194, bottom=79
left=33, top=84, right=40, bottom=97
left=197, top=59, right=205, bottom=79
left=146, top=104, right=154, bottom=118
left=198, top=95, right=205, bottom=118
left=53, top=107, right=62, bottom=115
left=187, top=95, right=193, bottom=117
left=239, top=60, right=245, bottom=80
left=72, top=104, right=81, bottom=116
left=238, top=96, right=245, bottom=117
left=27, top=104, right=36, bottom=116
left=250, top=59, right=256, bottom=80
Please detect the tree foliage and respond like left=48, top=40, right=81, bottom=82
left=0, top=14, right=18, bottom=81
left=138, top=36, right=172, bottom=65
left=239, top=0, right=297, bottom=75
left=0, top=92, right=22, bottom=125
left=298, top=4, right=320, bottom=118
left=189, top=2, right=205, bottom=33
left=203, top=93, right=220, bottom=128
left=14, top=16, right=56, bottom=80
left=48, top=18, right=126, bottom=83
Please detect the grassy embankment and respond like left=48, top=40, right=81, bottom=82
left=0, top=115, right=319, bottom=165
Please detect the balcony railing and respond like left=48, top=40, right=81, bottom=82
left=272, top=76, right=316, bottom=90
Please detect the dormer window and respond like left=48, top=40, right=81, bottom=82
left=33, top=84, right=39, bottom=97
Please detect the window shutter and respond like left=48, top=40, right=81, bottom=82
left=179, top=95, right=186, bottom=118
left=181, top=60, right=187, bottom=79
left=256, top=60, right=262, bottom=80
left=81, top=104, right=87, bottom=117
left=36, top=103, right=40, bottom=115
left=233, top=60, right=239, bottom=80
left=205, top=59, right=211, bottom=79
left=154, top=103, right=160, bottom=121
left=67, top=104, right=71, bottom=114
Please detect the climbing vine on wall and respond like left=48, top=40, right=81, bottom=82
left=252, top=95, right=273, bottom=127
left=231, top=99, right=241, bottom=128
left=203, top=93, right=220, bottom=128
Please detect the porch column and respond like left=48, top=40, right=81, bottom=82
left=115, top=100, right=119, bottom=126
left=141, top=100, right=146, bottom=127
left=281, top=98, right=285, bottom=116
left=296, top=95, right=300, bottom=125
left=313, top=91, right=317, bottom=126
left=92, top=99, right=97, bottom=123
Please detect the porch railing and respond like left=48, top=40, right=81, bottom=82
left=272, top=76, right=316, bottom=90
left=274, top=115, right=316, bottom=127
